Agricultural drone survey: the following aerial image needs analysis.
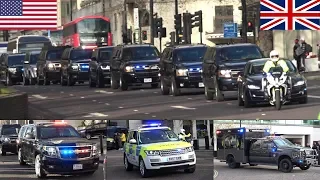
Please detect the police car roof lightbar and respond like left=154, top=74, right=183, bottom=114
left=141, top=123, right=162, bottom=128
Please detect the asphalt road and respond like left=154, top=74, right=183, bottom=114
left=106, top=149, right=213, bottom=180
left=214, top=159, right=320, bottom=180
left=11, top=79, right=320, bottom=120
left=0, top=153, right=104, bottom=180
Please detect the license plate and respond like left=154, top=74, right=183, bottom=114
left=144, top=78, right=152, bottom=83
left=73, top=164, right=83, bottom=170
left=168, top=156, right=182, bottom=162
left=199, top=82, right=204, bottom=87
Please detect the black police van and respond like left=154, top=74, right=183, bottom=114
left=60, top=47, right=93, bottom=86
left=202, top=44, right=264, bottom=101
left=0, top=124, right=21, bottom=155
left=159, top=44, right=207, bottom=96
left=0, top=53, right=25, bottom=86
left=110, top=44, right=161, bottom=90
left=22, top=51, right=40, bottom=85
left=17, top=122, right=100, bottom=178
left=89, top=46, right=114, bottom=88
left=36, top=46, right=69, bottom=85
left=216, top=128, right=317, bottom=173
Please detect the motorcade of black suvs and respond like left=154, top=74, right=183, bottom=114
left=216, top=128, right=318, bottom=173
left=89, top=46, right=114, bottom=88
left=22, top=51, right=40, bottom=85
left=17, top=122, right=100, bottom=178
left=60, top=47, right=93, bottom=86
left=106, top=126, right=128, bottom=149
left=237, top=58, right=308, bottom=108
left=110, top=44, right=161, bottom=90
left=159, top=44, right=208, bottom=96
left=202, top=43, right=265, bottom=101
left=36, top=46, right=69, bottom=85
left=0, top=53, right=26, bottom=86
left=0, top=124, right=21, bottom=156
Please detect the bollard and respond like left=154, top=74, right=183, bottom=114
left=100, top=134, right=104, bottom=154
left=204, top=136, right=209, bottom=150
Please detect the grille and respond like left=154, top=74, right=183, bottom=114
left=231, top=70, right=241, bottom=78
left=188, top=72, right=201, bottom=77
left=135, top=69, right=159, bottom=73
left=134, top=71, right=159, bottom=77
left=159, top=148, right=186, bottom=157
left=79, top=63, right=89, bottom=72
left=59, top=146, right=92, bottom=159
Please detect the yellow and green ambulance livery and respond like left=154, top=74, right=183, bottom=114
left=123, top=124, right=196, bottom=178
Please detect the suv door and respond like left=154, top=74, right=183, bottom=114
left=249, top=140, right=263, bottom=163
left=164, top=49, right=173, bottom=81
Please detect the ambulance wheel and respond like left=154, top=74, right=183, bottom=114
left=139, top=157, right=151, bottom=178
left=124, top=155, right=133, bottom=171
left=227, top=156, right=240, bottom=169
left=184, top=165, right=196, bottom=173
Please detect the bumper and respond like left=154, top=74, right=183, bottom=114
left=176, top=76, right=204, bottom=88
left=46, top=71, right=60, bottom=81
left=218, top=78, right=238, bottom=91
left=1, top=143, right=17, bottom=153
left=296, top=158, right=318, bottom=166
left=143, top=152, right=196, bottom=170
left=70, top=72, right=89, bottom=81
left=123, top=72, right=160, bottom=85
left=42, top=156, right=100, bottom=175
left=11, top=73, right=23, bottom=82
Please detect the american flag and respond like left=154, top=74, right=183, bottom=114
left=0, top=0, right=57, bottom=30
left=260, top=0, right=320, bottom=30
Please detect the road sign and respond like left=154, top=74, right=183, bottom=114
left=223, top=23, right=237, bottom=38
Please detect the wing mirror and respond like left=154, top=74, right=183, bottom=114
left=129, top=139, right=137, bottom=144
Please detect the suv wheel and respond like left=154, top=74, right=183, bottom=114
left=243, top=90, right=251, bottom=108
left=171, top=78, right=180, bottom=96
left=227, top=156, right=240, bottom=169
left=35, top=154, right=47, bottom=178
left=279, top=158, right=293, bottom=173
left=139, top=158, right=151, bottom=178
left=160, top=77, right=169, bottom=95
left=120, top=76, right=128, bottom=91
left=110, top=73, right=119, bottom=89
left=204, top=86, right=213, bottom=100
left=213, top=78, right=224, bottom=101
left=18, top=148, right=26, bottom=165
left=124, top=155, right=133, bottom=171
left=238, top=87, right=244, bottom=106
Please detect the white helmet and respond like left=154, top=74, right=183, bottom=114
left=180, top=129, right=186, bottom=134
left=269, top=50, right=280, bottom=62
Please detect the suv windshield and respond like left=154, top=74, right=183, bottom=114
left=273, top=138, right=295, bottom=147
left=99, top=48, right=113, bottom=61
left=2, top=126, right=20, bottom=135
left=8, top=55, right=25, bottom=66
left=222, top=46, right=263, bottom=61
left=139, top=129, right=179, bottom=144
left=123, top=46, right=160, bottom=60
left=39, top=126, right=81, bottom=139
left=46, top=49, right=64, bottom=60
left=30, top=53, right=40, bottom=64
left=174, top=47, right=207, bottom=62
left=248, top=60, right=297, bottom=75
left=70, top=49, right=92, bottom=60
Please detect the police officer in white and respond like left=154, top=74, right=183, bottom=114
left=178, top=129, right=193, bottom=144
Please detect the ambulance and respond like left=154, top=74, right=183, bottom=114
left=123, top=123, right=196, bottom=177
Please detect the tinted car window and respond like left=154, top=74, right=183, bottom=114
left=248, top=60, right=297, bottom=75
left=30, top=53, right=40, bottom=64
left=2, top=126, right=20, bottom=135
left=39, top=126, right=81, bottom=139
left=99, top=48, right=113, bottom=61
left=70, top=49, right=92, bottom=60
left=46, top=49, right=64, bottom=60
left=123, top=47, right=160, bottom=60
left=174, top=47, right=207, bottom=62
left=8, top=55, right=25, bottom=66
left=221, top=46, right=263, bottom=61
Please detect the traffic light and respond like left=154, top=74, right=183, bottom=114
left=191, top=10, right=203, bottom=32
left=170, top=31, right=175, bottom=44
left=142, top=30, right=147, bottom=40
left=174, top=14, right=182, bottom=31
left=247, top=21, right=254, bottom=32
left=154, top=17, right=163, bottom=38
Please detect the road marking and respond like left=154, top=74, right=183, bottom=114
left=118, top=107, right=123, bottom=108
left=80, top=96, right=85, bottom=98
left=188, top=98, right=193, bottom=100
left=32, top=94, right=47, bottom=99
left=152, top=115, right=156, bottom=117
left=308, top=86, right=320, bottom=90
left=92, top=100, right=96, bottom=102
left=83, top=113, right=108, bottom=117
left=262, top=113, right=266, bottom=116
left=60, top=91, right=64, bottom=93
left=95, top=90, right=114, bottom=94
left=144, top=113, right=149, bottom=114
left=69, top=94, right=74, bottom=96
left=171, top=105, right=196, bottom=110
left=133, top=110, right=138, bottom=112
left=308, top=95, right=320, bottom=99
left=105, top=103, right=110, bottom=105
left=214, top=170, right=218, bottom=178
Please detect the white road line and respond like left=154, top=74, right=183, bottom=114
left=214, top=170, right=219, bottom=178
left=171, top=105, right=196, bottom=110
left=308, top=95, right=320, bottom=99
left=32, top=94, right=47, bottom=99
left=95, top=90, right=114, bottom=94
left=83, top=113, right=108, bottom=117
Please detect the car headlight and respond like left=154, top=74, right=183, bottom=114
left=292, top=151, right=300, bottom=158
left=219, top=69, right=232, bottom=78
left=247, top=85, right=260, bottom=90
left=4, top=137, right=10, bottom=142
left=92, top=144, right=98, bottom=156
left=125, top=66, right=134, bottom=72
left=145, top=150, right=160, bottom=156
left=101, top=65, right=110, bottom=70
left=47, top=63, right=54, bottom=69
left=185, top=146, right=194, bottom=152
left=43, top=146, right=58, bottom=157
left=8, top=68, right=16, bottom=72
left=71, top=63, right=79, bottom=70
left=33, top=67, right=37, bottom=71
left=294, top=80, right=305, bottom=86
left=176, top=69, right=188, bottom=76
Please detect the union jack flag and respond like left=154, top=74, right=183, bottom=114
left=260, top=0, right=320, bottom=30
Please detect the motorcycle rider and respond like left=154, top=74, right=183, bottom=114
left=262, top=50, right=289, bottom=73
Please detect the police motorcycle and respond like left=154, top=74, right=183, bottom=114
left=263, top=66, right=290, bottom=110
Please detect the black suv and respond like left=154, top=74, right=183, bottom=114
left=110, top=44, right=161, bottom=90
left=202, top=44, right=264, bottom=101
left=17, top=122, right=100, bottom=178
left=36, top=46, right=69, bottom=85
left=60, top=47, right=93, bottom=86
left=0, top=53, right=26, bottom=86
left=159, top=44, right=208, bottom=96
left=0, top=124, right=20, bottom=156
left=89, top=46, right=114, bottom=88
left=22, top=51, right=40, bottom=85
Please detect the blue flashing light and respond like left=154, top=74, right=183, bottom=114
left=299, top=160, right=303, bottom=163
left=266, top=129, right=270, bottom=133
left=61, top=149, right=74, bottom=155
left=272, top=148, right=277, bottom=152
left=188, top=68, right=202, bottom=72
left=238, top=128, right=244, bottom=133
left=81, top=65, right=89, bottom=69
left=21, top=68, right=24, bottom=71
left=136, top=65, right=140, bottom=68
left=149, top=123, right=161, bottom=126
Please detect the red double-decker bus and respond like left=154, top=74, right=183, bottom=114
left=62, top=16, right=112, bottom=49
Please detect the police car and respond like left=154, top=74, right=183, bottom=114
left=123, top=123, right=196, bottom=177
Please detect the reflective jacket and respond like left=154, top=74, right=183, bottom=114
left=263, top=59, right=289, bottom=73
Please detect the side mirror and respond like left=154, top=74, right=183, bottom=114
left=129, top=139, right=137, bottom=144
left=13, top=49, right=17, bottom=54
left=91, top=57, right=97, bottom=61
left=25, top=133, right=34, bottom=139
left=24, top=61, right=29, bottom=64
